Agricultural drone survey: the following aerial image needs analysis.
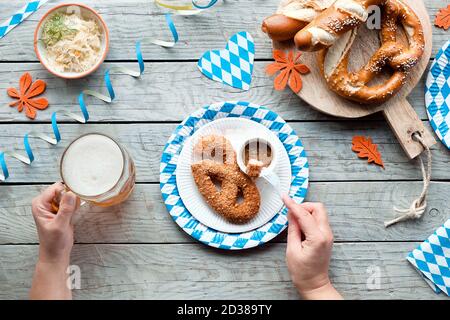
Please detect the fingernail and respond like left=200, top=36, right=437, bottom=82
left=66, top=192, right=75, bottom=206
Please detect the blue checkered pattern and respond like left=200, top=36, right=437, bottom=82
left=197, top=32, right=255, bottom=91
left=0, top=1, right=49, bottom=39
left=407, top=219, right=450, bottom=296
left=425, top=40, right=450, bottom=150
left=160, top=101, right=309, bottom=250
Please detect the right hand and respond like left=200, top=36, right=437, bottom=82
left=282, top=195, right=342, bottom=300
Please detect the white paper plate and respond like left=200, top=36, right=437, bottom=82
left=176, top=118, right=291, bottom=233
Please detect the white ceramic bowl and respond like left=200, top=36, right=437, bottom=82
left=236, top=136, right=278, bottom=175
left=34, top=3, right=109, bottom=79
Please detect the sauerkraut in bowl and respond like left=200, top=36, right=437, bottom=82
left=34, top=4, right=109, bottom=79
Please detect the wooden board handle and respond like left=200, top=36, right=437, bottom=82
left=383, top=99, right=436, bottom=159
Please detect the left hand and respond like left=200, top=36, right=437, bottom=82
left=31, top=182, right=80, bottom=264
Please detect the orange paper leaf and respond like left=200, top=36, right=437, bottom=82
left=435, top=5, right=450, bottom=30
left=266, top=49, right=310, bottom=94
left=274, top=68, right=290, bottom=91
left=266, top=62, right=286, bottom=76
left=26, top=79, right=47, bottom=99
left=288, top=68, right=303, bottom=93
left=7, top=72, right=49, bottom=120
left=352, top=136, right=385, bottom=169
left=295, top=64, right=310, bottom=74
left=273, top=49, right=287, bottom=62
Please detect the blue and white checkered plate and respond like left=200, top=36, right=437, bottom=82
left=160, top=101, right=309, bottom=250
left=425, top=40, right=450, bottom=149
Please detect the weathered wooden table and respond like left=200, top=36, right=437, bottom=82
left=0, top=0, right=449, bottom=300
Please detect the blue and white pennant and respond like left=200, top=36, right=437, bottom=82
left=0, top=0, right=50, bottom=39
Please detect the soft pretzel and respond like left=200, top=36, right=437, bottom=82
left=192, top=160, right=261, bottom=223
left=191, top=136, right=261, bottom=224
left=318, top=0, right=425, bottom=104
left=262, top=0, right=425, bottom=104
left=294, top=0, right=384, bottom=51
left=262, top=0, right=335, bottom=41
left=193, top=134, right=236, bottom=165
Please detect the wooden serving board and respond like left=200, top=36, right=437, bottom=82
left=274, top=0, right=435, bottom=159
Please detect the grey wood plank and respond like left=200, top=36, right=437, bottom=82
left=0, top=0, right=447, bottom=61
left=0, top=243, right=447, bottom=299
left=0, top=1, right=25, bottom=21
left=0, top=122, right=448, bottom=183
left=0, top=62, right=432, bottom=122
left=0, top=182, right=448, bottom=244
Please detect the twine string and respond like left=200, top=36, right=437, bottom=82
left=385, top=132, right=432, bottom=228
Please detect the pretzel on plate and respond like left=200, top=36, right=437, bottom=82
left=191, top=135, right=261, bottom=224
left=192, top=160, right=261, bottom=224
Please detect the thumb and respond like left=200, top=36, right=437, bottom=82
left=56, top=191, right=79, bottom=225
left=283, top=194, right=319, bottom=240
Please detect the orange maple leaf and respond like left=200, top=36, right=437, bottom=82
left=435, top=5, right=450, bottom=30
left=266, top=49, right=310, bottom=93
left=7, top=72, right=49, bottom=120
left=352, top=136, right=385, bottom=169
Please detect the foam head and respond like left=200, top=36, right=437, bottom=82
left=61, top=134, right=125, bottom=197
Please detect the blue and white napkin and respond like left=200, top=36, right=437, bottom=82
left=407, top=219, right=450, bottom=296
left=425, top=40, right=450, bottom=149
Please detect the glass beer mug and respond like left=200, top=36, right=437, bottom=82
left=52, top=133, right=136, bottom=211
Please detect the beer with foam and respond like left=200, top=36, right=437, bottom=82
left=58, top=133, right=135, bottom=207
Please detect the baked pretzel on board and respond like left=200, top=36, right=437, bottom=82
left=262, top=0, right=425, bottom=104
left=296, top=0, right=385, bottom=51
left=191, top=135, right=261, bottom=224
left=319, top=0, right=425, bottom=104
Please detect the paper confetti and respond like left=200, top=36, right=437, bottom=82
left=151, top=0, right=220, bottom=47
left=0, top=0, right=50, bottom=39
left=0, top=42, right=144, bottom=181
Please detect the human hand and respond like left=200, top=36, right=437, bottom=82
left=31, top=182, right=80, bottom=265
left=283, top=195, right=342, bottom=300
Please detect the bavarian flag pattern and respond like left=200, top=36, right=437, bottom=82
left=160, top=101, right=309, bottom=250
left=0, top=1, right=49, bottom=39
left=407, top=219, right=450, bottom=296
left=425, top=40, right=450, bottom=149
left=197, top=32, right=255, bottom=91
